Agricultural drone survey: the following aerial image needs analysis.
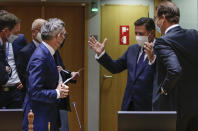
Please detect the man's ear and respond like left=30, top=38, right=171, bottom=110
left=32, top=29, right=36, bottom=37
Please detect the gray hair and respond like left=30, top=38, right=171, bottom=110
left=41, top=18, right=65, bottom=40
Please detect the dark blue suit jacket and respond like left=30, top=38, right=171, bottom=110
left=97, top=44, right=154, bottom=111
left=23, top=43, right=60, bottom=131
left=18, top=41, right=72, bottom=111
left=154, top=26, right=198, bottom=130
left=17, top=41, right=36, bottom=86
left=0, top=43, right=9, bottom=85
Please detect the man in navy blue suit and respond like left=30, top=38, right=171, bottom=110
left=19, top=18, right=78, bottom=131
left=153, top=1, right=198, bottom=130
left=88, top=17, right=156, bottom=111
left=0, top=10, right=27, bottom=109
left=22, top=18, right=70, bottom=131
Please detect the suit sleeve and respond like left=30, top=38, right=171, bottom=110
left=0, top=61, right=9, bottom=85
left=17, top=51, right=28, bottom=86
left=155, top=38, right=182, bottom=93
left=0, top=49, right=9, bottom=85
left=27, top=58, right=57, bottom=104
left=97, top=51, right=128, bottom=74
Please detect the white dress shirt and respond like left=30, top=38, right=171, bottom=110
left=6, top=42, right=21, bottom=86
left=32, top=39, right=40, bottom=48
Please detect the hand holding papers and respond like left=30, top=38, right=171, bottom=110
left=62, top=67, right=84, bottom=85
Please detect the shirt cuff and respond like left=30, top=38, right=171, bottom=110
left=56, top=89, right=60, bottom=99
left=95, top=50, right=106, bottom=59
left=161, top=87, right=168, bottom=95
left=148, top=55, right=156, bottom=65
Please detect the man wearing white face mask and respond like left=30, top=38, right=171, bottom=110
left=0, top=10, right=27, bottom=109
left=89, top=17, right=155, bottom=111
left=17, top=18, right=46, bottom=92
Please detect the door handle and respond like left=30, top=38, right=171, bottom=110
left=103, top=75, right=113, bottom=79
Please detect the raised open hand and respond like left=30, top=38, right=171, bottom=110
left=88, top=36, right=107, bottom=56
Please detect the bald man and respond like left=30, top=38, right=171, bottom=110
left=17, top=18, right=46, bottom=89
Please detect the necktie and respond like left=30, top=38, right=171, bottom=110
left=136, top=51, right=145, bottom=77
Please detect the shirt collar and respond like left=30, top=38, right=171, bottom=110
left=32, top=39, right=40, bottom=48
left=42, top=41, right=55, bottom=56
left=165, top=24, right=180, bottom=34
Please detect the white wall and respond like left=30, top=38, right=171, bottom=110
left=87, top=0, right=100, bottom=130
left=172, top=0, right=198, bottom=29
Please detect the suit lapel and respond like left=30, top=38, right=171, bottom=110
left=40, top=43, right=59, bottom=81
left=40, top=43, right=57, bottom=69
left=30, top=41, right=36, bottom=51
left=135, top=58, right=149, bottom=78
left=132, top=45, right=141, bottom=80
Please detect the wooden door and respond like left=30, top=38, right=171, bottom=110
left=0, top=3, right=42, bottom=42
left=0, top=3, right=85, bottom=131
left=100, top=5, right=149, bottom=131
left=44, top=4, right=85, bottom=131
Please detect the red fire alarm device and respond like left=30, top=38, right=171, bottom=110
left=120, top=25, right=129, bottom=45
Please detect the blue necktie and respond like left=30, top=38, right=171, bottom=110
left=136, top=51, right=145, bottom=77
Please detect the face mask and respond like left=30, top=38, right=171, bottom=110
left=136, top=36, right=148, bottom=48
left=7, top=34, right=18, bottom=43
left=36, top=32, right=42, bottom=43
left=156, top=24, right=161, bottom=34
left=60, top=37, right=66, bottom=48
left=155, top=18, right=163, bottom=34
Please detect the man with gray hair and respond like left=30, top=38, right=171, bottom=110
left=22, top=18, right=69, bottom=131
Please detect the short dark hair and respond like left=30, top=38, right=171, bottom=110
left=156, top=1, right=180, bottom=23
left=134, top=17, right=155, bottom=32
left=0, top=10, right=20, bottom=32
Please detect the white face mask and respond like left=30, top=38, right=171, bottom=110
left=7, top=34, right=18, bottom=43
left=36, top=32, right=42, bottom=43
left=136, top=36, right=148, bottom=48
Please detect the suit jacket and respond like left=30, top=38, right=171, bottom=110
left=154, top=26, right=198, bottom=130
left=17, top=41, right=72, bottom=111
left=17, top=41, right=36, bottom=86
left=22, top=43, right=60, bottom=131
left=97, top=44, right=154, bottom=111
left=0, top=34, right=27, bottom=86
left=53, top=51, right=72, bottom=111
left=0, top=44, right=9, bottom=85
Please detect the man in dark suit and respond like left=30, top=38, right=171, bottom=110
left=88, top=17, right=156, bottom=111
left=153, top=1, right=198, bottom=131
left=17, top=19, right=46, bottom=99
left=19, top=18, right=78, bottom=131
left=22, top=18, right=70, bottom=131
left=0, top=10, right=27, bottom=109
